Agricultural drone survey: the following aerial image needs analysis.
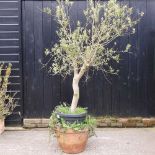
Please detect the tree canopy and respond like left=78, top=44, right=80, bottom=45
left=44, top=0, right=143, bottom=78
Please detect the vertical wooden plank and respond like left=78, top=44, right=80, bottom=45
left=110, top=0, right=128, bottom=116
left=118, top=0, right=130, bottom=116
left=92, top=71, right=105, bottom=115
left=93, top=0, right=106, bottom=116
left=43, top=0, right=61, bottom=117
left=146, top=0, right=155, bottom=115
left=130, top=0, right=140, bottom=116
left=128, top=0, right=147, bottom=116
left=50, top=1, right=61, bottom=109
left=42, top=0, right=53, bottom=117
left=33, top=0, right=44, bottom=117
left=137, top=0, right=147, bottom=116
left=18, top=0, right=23, bottom=124
left=23, top=0, right=35, bottom=118
left=103, top=80, right=112, bottom=116
left=101, top=0, right=112, bottom=115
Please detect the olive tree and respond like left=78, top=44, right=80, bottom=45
left=44, top=0, right=143, bottom=112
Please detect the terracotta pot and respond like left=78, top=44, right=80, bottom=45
left=55, top=128, right=89, bottom=154
left=0, top=118, right=4, bottom=134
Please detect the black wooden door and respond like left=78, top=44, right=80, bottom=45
left=0, top=0, right=23, bottom=125
left=22, top=0, right=155, bottom=118
left=22, top=0, right=61, bottom=118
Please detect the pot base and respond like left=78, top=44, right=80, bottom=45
left=56, top=128, right=88, bottom=154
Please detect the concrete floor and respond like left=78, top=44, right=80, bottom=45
left=0, top=128, right=155, bottom=155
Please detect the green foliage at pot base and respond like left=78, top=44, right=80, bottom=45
left=49, top=105, right=96, bottom=137
left=55, top=103, right=87, bottom=114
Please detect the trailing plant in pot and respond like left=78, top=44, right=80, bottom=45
left=43, top=0, right=143, bottom=153
left=0, top=63, right=17, bottom=134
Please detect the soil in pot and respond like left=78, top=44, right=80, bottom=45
left=0, top=118, right=4, bottom=134
left=55, top=128, right=89, bottom=154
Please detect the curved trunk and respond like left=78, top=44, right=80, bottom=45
left=70, top=76, right=80, bottom=112
left=71, top=65, right=86, bottom=112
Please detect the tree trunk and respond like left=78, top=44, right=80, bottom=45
left=70, top=75, right=80, bottom=112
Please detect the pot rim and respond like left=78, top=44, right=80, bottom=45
left=57, top=111, right=87, bottom=117
left=54, top=127, right=89, bottom=134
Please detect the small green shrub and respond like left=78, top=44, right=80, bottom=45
left=0, top=63, right=17, bottom=119
left=55, top=103, right=87, bottom=114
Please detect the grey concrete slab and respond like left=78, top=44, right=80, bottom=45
left=0, top=128, right=155, bottom=155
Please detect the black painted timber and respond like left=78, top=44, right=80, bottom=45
left=21, top=0, right=155, bottom=118
left=0, top=0, right=23, bottom=125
